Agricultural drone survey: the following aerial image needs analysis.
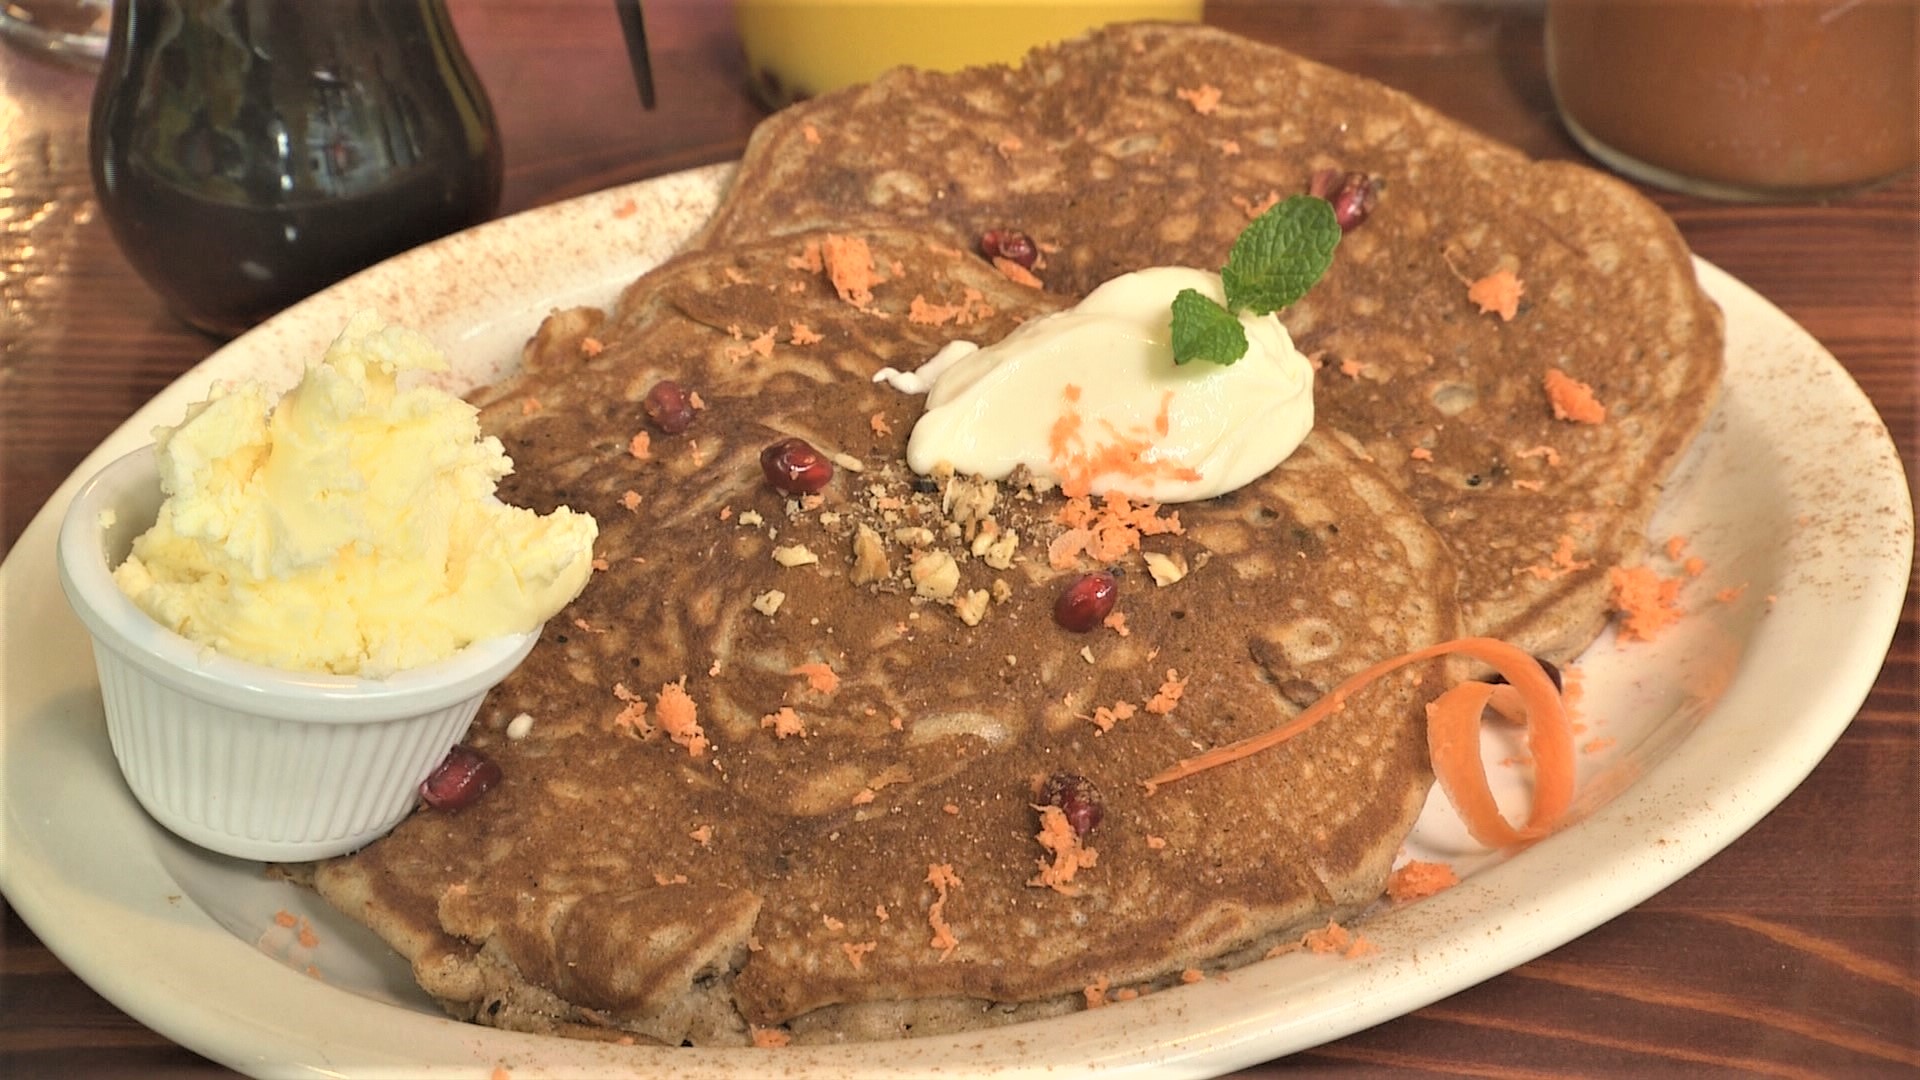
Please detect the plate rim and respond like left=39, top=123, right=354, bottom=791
left=1, top=165, right=1911, bottom=1079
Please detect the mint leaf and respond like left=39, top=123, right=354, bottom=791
left=1170, top=288, right=1248, bottom=366
left=1220, top=195, right=1341, bottom=314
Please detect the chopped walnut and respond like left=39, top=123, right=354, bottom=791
left=893, top=526, right=935, bottom=549
left=752, top=589, right=787, bottom=616
left=975, top=525, right=1019, bottom=570
left=990, top=578, right=1014, bottom=603
left=952, top=588, right=990, bottom=627
left=942, top=474, right=999, bottom=538
left=1143, top=550, right=1189, bottom=586
left=850, top=525, right=891, bottom=586
left=737, top=509, right=765, bottom=528
left=772, top=544, right=820, bottom=568
left=910, top=550, right=961, bottom=600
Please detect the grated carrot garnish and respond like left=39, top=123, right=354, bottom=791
left=655, top=678, right=707, bottom=757
left=926, top=863, right=961, bottom=958
left=1385, top=860, right=1459, bottom=902
left=760, top=706, right=805, bottom=739
left=1467, top=268, right=1524, bottom=321
left=790, top=661, right=840, bottom=694
left=1544, top=368, right=1607, bottom=424
left=1608, top=565, right=1683, bottom=641
left=1175, top=83, right=1222, bottom=114
left=1028, top=805, right=1098, bottom=894
left=821, top=234, right=878, bottom=307
left=1144, top=668, right=1187, bottom=715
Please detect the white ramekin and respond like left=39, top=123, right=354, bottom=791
left=56, top=446, right=538, bottom=862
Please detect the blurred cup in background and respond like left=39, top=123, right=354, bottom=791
left=737, top=0, right=1204, bottom=108
left=1545, top=0, right=1916, bottom=202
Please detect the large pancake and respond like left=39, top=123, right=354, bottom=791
left=696, top=21, right=1724, bottom=661
left=311, top=226, right=1462, bottom=1045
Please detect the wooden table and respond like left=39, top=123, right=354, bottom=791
left=3, top=2, right=1913, bottom=1075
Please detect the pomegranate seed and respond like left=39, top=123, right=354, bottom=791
left=420, top=744, right=501, bottom=811
left=1040, top=772, right=1105, bottom=837
left=979, top=228, right=1038, bottom=269
left=1307, top=169, right=1379, bottom=232
left=760, top=436, right=834, bottom=494
left=642, top=379, right=695, bottom=434
left=1053, top=570, right=1118, bottom=632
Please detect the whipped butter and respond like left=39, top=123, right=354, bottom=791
left=876, top=267, right=1314, bottom=502
left=113, top=312, right=599, bottom=677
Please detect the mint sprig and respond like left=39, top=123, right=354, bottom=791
left=1170, top=195, right=1341, bottom=366
left=1171, top=288, right=1249, bottom=365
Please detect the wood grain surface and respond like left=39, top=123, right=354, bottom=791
left=2, top=2, right=1914, bottom=1076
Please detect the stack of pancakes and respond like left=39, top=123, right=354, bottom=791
left=308, top=23, right=1721, bottom=1046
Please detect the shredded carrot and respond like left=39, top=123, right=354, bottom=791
left=1296, top=920, right=1376, bottom=958
left=1179, top=968, right=1204, bottom=984
left=751, top=1027, right=792, bottom=1048
left=841, top=940, right=877, bottom=971
left=1083, top=977, right=1111, bottom=1009
left=1468, top=268, right=1524, bottom=321
left=801, top=123, right=821, bottom=145
left=821, top=234, right=878, bottom=307
left=1028, top=805, right=1098, bottom=894
left=273, top=910, right=298, bottom=928
left=787, top=241, right=824, bottom=273
left=655, top=678, right=707, bottom=757
left=1544, top=368, right=1607, bottom=424
left=627, top=431, right=652, bottom=459
left=1175, top=83, right=1222, bottom=114
left=1608, top=565, right=1683, bottom=641
left=1144, top=637, right=1573, bottom=849
left=1085, top=699, right=1137, bottom=733
left=1144, top=668, right=1187, bottom=715
left=1385, top=860, right=1460, bottom=902
left=760, top=706, right=805, bottom=739
left=610, top=682, right=651, bottom=738
left=689, top=824, right=713, bottom=845
left=790, top=661, right=840, bottom=694
left=926, top=863, right=961, bottom=958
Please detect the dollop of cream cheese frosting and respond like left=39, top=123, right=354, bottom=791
left=875, top=267, right=1314, bottom=502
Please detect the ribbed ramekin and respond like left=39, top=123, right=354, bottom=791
left=56, top=446, right=537, bottom=861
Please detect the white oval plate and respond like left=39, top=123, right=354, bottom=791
left=1, top=165, right=1911, bottom=1079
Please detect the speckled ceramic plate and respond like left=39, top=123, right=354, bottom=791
left=1, top=164, right=1910, bottom=1079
